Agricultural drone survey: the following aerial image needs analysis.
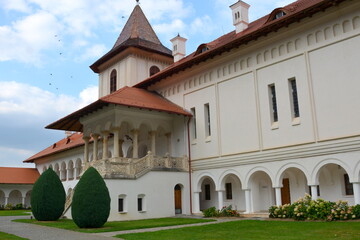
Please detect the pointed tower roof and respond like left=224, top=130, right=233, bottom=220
left=90, top=4, right=172, bottom=73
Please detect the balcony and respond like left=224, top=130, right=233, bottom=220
left=83, top=151, right=188, bottom=179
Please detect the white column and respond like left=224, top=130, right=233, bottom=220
left=132, top=129, right=139, bottom=158
left=193, top=191, right=200, bottom=213
left=275, top=187, right=282, bottom=206
left=217, top=190, right=224, bottom=210
left=149, top=131, right=156, bottom=155
left=4, top=197, right=8, bottom=206
left=165, top=132, right=172, bottom=156
left=310, top=185, right=318, bottom=200
left=113, top=129, right=120, bottom=158
left=102, top=131, right=109, bottom=159
left=22, top=197, right=25, bottom=206
left=92, top=134, right=99, bottom=161
left=353, top=182, right=360, bottom=205
left=83, top=136, right=90, bottom=162
left=245, top=189, right=251, bottom=213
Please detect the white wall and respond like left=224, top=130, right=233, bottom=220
left=105, top=171, right=189, bottom=221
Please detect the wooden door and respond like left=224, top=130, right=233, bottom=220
left=281, top=178, right=291, bottom=204
left=174, top=185, right=182, bottom=214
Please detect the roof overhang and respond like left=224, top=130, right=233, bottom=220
left=135, top=0, right=347, bottom=88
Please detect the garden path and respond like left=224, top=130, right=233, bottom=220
left=0, top=215, right=117, bottom=240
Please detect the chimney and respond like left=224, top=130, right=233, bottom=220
left=170, top=34, right=187, bottom=62
left=230, top=1, right=250, bottom=33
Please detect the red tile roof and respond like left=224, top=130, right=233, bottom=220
left=0, top=167, right=39, bottom=184
left=45, top=86, right=191, bottom=132
left=24, top=133, right=85, bottom=163
left=135, top=0, right=347, bottom=88
left=90, top=5, right=172, bottom=73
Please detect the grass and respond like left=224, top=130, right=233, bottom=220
left=14, top=217, right=214, bottom=233
left=0, top=232, right=28, bottom=240
left=116, top=220, right=360, bottom=240
left=0, top=210, right=31, bottom=216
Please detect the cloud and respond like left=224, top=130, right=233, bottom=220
left=0, top=81, right=98, bottom=167
left=77, top=44, right=107, bottom=61
left=0, top=81, right=98, bottom=119
left=0, top=146, right=35, bottom=168
left=0, top=0, right=31, bottom=13
left=0, top=11, right=62, bottom=64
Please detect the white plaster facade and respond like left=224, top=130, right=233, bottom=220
left=22, top=0, right=360, bottom=220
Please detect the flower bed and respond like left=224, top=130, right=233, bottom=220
left=269, top=194, right=360, bottom=221
left=203, top=205, right=240, bottom=217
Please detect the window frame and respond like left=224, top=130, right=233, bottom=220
left=289, top=78, right=300, bottom=119
left=204, top=103, right=211, bottom=138
left=110, top=69, right=117, bottom=93
left=344, top=174, right=354, bottom=196
left=225, top=183, right=232, bottom=200
left=268, top=84, right=279, bottom=125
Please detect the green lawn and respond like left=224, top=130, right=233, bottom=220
left=14, top=217, right=214, bottom=233
left=116, top=220, right=360, bottom=240
left=0, top=232, right=28, bottom=240
left=0, top=210, right=31, bottom=216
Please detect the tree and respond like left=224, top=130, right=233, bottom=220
left=31, top=168, right=66, bottom=221
left=71, top=167, right=110, bottom=228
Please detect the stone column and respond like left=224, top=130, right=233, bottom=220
left=113, top=129, right=120, bottom=158
left=275, top=187, right=282, bottom=206
left=92, top=134, right=99, bottom=161
left=83, top=136, right=90, bottom=162
left=310, top=185, right=318, bottom=200
left=353, top=182, right=360, bottom=205
left=217, top=190, right=224, bottom=210
left=165, top=132, right=172, bottom=156
left=149, top=131, right=156, bottom=155
left=102, top=131, right=109, bottom=159
left=193, top=191, right=200, bottom=213
left=132, top=129, right=139, bottom=158
left=245, top=189, right=251, bottom=213
left=22, top=197, right=25, bottom=206
left=4, top=197, right=8, bottom=206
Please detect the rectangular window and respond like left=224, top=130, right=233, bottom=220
left=289, top=78, right=300, bottom=118
left=225, top=183, right=232, bottom=200
left=191, top=107, right=197, bottom=139
left=344, top=174, right=354, bottom=195
left=118, top=198, right=124, bottom=212
left=268, top=84, right=278, bottom=123
left=137, top=198, right=143, bottom=211
left=204, top=103, right=211, bottom=137
left=205, top=184, right=211, bottom=200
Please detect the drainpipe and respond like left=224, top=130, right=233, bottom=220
left=186, top=116, right=193, bottom=214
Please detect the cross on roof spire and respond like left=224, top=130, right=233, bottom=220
left=136, top=0, right=140, bottom=5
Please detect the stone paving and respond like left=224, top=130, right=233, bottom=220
left=0, top=215, right=117, bottom=240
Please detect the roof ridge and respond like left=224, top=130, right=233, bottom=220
left=113, top=5, right=161, bottom=49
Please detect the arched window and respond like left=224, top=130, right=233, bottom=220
left=110, top=69, right=117, bottom=93
left=149, top=66, right=160, bottom=76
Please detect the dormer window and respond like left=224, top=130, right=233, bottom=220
left=274, top=11, right=286, bottom=20
left=195, top=44, right=210, bottom=55
left=150, top=66, right=160, bottom=76
left=266, top=8, right=288, bottom=23
left=110, top=69, right=117, bottom=93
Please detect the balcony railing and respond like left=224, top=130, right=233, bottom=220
left=83, top=151, right=188, bottom=179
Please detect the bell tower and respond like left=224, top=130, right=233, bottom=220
left=90, top=2, right=173, bottom=97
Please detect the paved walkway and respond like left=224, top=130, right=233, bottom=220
left=0, top=216, right=117, bottom=240
left=95, top=217, right=243, bottom=237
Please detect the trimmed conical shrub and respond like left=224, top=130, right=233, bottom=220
left=72, top=167, right=110, bottom=228
left=31, top=168, right=66, bottom=221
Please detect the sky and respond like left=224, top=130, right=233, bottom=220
left=0, top=0, right=294, bottom=168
